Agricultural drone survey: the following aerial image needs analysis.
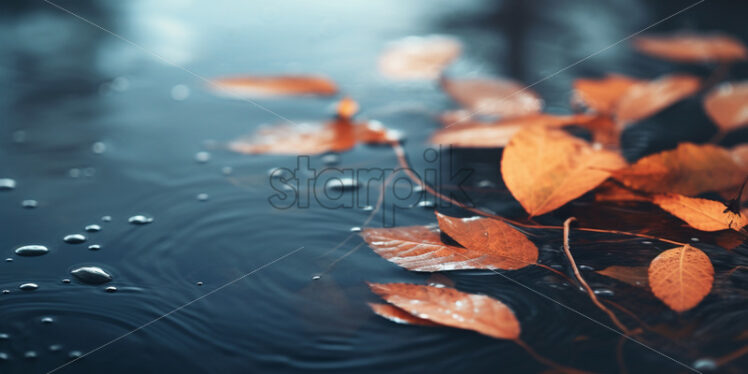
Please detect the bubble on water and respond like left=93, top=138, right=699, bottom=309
left=593, top=289, right=615, bottom=297
left=21, top=199, right=37, bottom=209
left=102, top=215, right=112, bottom=222
left=63, top=234, right=87, bottom=244
left=195, top=151, right=211, bottom=163
left=171, top=84, right=190, bottom=101
left=85, top=224, right=101, bottom=232
left=692, top=358, right=717, bottom=371
left=0, top=178, right=16, bottom=191
left=196, top=281, right=203, bottom=286
left=128, top=215, right=153, bottom=225
left=24, top=351, right=37, bottom=359
left=92, top=142, right=107, bottom=154
left=71, top=267, right=112, bottom=284
left=61, top=279, right=71, bottom=284
left=19, top=283, right=38, bottom=291
left=312, top=275, right=321, bottom=280
left=321, top=153, right=340, bottom=165
left=105, top=286, right=117, bottom=293
left=88, top=244, right=101, bottom=251
left=350, top=227, right=362, bottom=232
left=68, top=351, right=82, bottom=359
left=222, top=166, right=233, bottom=175
left=49, top=345, right=62, bottom=352
left=41, top=317, right=54, bottom=324
left=14, top=245, right=49, bottom=257
left=416, top=200, right=435, bottom=209
left=197, top=193, right=209, bottom=201
left=12, top=130, right=26, bottom=143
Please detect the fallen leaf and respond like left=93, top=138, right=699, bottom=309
left=435, top=212, right=538, bottom=270
left=210, top=75, right=337, bottom=98
left=653, top=193, right=748, bottom=232
left=572, top=74, right=643, bottom=114
left=614, top=74, right=701, bottom=125
left=733, top=144, right=748, bottom=170
left=704, top=81, right=748, bottom=132
left=368, top=283, right=521, bottom=339
left=648, top=245, right=714, bottom=312
left=593, top=181, right=651, bottom=203
left=613, top=143, right=745, bottom=195
left=368, top=303, right=439, bottom=326
left=500, top=126, right=627, bottom=216
left=597, top=266, right=649, bottom=288
left=441, top=77, right=542, bottom=119
left=378, top=35, right=461, bottom=80
left=633, top=33, right=748, bottom=63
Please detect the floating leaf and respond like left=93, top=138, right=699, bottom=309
left=573, top=74, right=643, bottom=114
left=653, top=194, right=748, bottom=232
left=501, top=126, right=626, bottom=216
left=704, top=81, right=748, bottom=132
left=431, top=114, right=592, bottom=148
left=634, top=33, right=748, bottom=63
left=597, top=266, right=649, bottom=288
left=210, top=75, right=337, bottom=98
left=435, top=212, right=538, bottom=270
left=614, top=74, right=701, bottom=125
left=368, top=283, right=521, bottom=340
left=368, top=303, right=439, bottom=326
left=613, top=143, right=745, bottom=195
left=648, top=245, right=714, bottom=312
left=378, top=35, right=461, bottom=80
left=441, top=77, right=542, bottom=119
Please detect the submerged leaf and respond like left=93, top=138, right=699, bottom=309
left=368, top=303, right=439, bottom=326
left=441, top=77, right=542, bottom=119
left=573, top=74, right=642, bottom=114
left=500, top=126, right=626, bottom=216
left=653, top=194, right=748, bottom=232
left=704, top=81, right=748, bottom=132
left=614, top=74, right=701, bottom=125
left=368, top=283, right=521, bottom=339
left=378, top=35, right=461, bottom=80
left=648, top=245, right=714, bottom=312
left=210, top=75, right=337, bottom=98
left=634, top=33, right=748, bottom=63
left=597, top=266, right=649, bottom=288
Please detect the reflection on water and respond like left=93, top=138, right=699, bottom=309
left=1, top=0, right=747, bottom=373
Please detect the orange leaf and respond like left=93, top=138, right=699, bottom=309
left=210, top=75, right=337, bottom=98
left=368, top=283, right=521, bottom=340
left=597, top=266, right=649, bottom=288
left=431, top=114, right=592, bottom=148
left=704, top=81, right=748, bottom=132
left=648, top=245, right=714, bottom=312
left=633, top=33, right=748, bottom=63
left=368, top=303, right=439, bottom=326
left=653, top=194, right=748, bottom=232
left=733, top=144, right=748, bottom=170
left=614, top=74, right=701, bottom=125
left=593, top=181, right=651, bottom=203
left=435, top=212, right=538, bottom=270
left=613, top=143, right=745, bottom=195
left=573, top=74, right=642, bottom=114
left=378, top=35, right=461, bottom=80
left=500, top=126, right=627, bottom=216
left=441, top=77, right=542, bottom=119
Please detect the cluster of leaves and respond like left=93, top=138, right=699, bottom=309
left=211, top=32, right=748, bottom=371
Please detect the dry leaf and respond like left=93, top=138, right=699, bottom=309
left=648, top=245, right=714, bottom=312
left=704, top=81, right=748, bottom=132
left=614, top=74, right=701, bottom=125
left=597, top=266, right=649, bottom=288
left=210, top=75, right=337, bottom=98
left=653, top=193, right=748, bottom=232
left=441, top=77, right=542, bottom=119
left=613, top=143, right=745, bottom=195
left=634, top=33, right=748, bottom=63
left=368, top=283, right=521, bottom=339
left=368, top=303, right=439, bottom=326
left=501, top=126, right=627, bottom=216
left=435, top=212, right=538, bottom=270
left=379, top=35, right=461, bottom=80
left=572, top=74, right=642, bottom=114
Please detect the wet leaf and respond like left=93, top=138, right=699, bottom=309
left=378, top=35, right=461, bottom=80
left=614, top=74, right=701, bottom=125
left=597, top=266, right=649, bottom=288
left=441, top=77, right=542, bottom=119
left=435, top=212, right=538, bottom=270
left=704, top=81, right=748, bottom=132
left=368, top=303, right=439, bottom=326
left=573, top=74, right=643, bottom=114
left=501, top=126, right=627, bottom=216
left=648, top=245, right=714, bottom=312
left=593, top=181, right=651, bottom=203
left=634, top=33, right=748, bottom=63
left=653, top=193, right=748, bottom=232
left=210, top=75, right=337, bottom=98
left=613, top=143, right=745, bottom=195
left=368, top=283, right=521, bottom=339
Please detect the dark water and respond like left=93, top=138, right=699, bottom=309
left=1, top=1, right=748, bottom=373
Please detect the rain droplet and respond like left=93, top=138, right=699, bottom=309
left=71, top=267, right=112, bottom=284
left=171, top=84, right=190, bottom=101
left=63, top=234, right=86, bottom=244
left=349, top=227, right=362, bottom=232
left=14, top=245, right=49, bottom=257
left=195, top=151, right=211, bottom=163
left=105, top=286, right=117, bottom=293
left=5, top=258, right=13, bottom=262
left=326, top=178, right=359, bottom=191
left=24, top=351, right=37, bottom=359
left=197, top=193, right=209, bottom=201
left=1, top=290, right=9, bottom=294
left=19, top=283, right=38, bottom=291
left=0, top=178, right=16, bottom=191
left=21, top=200, right=37, bottom=209
left=128, top=215, right=153, bottom=225
left=41, top=317, right=54, bottom=324
left=196, top=281, right=203, bottom=286
left=477, top=180, right=495, bottom=188
left=691, top=237, right=700, bottom=242
left=593, top=289, right=615, bottom=297
left=102, top=216, right=112, bottom=222
left=642, top=241, right=653, bottom=245
left=416, top=200, right=435, bottom=209
left=579, top=264, right=595, bottom=271
left=312, top=275, right=321, bottom=280
left=61, top=279, right=71, bottom=284
left=85, top=224, right=101, bottom=232
left=88, top=244, right=101, bottom=251
left=68, top=351, right=82, bottom=359
left=92, top=142, right=107, bottom=154
left=362, top=205, right=374, bottom=211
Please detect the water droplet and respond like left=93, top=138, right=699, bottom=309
left=0, top=333, right=8, bottom=340
left=41, top=317, right=54, bottom=324
left=642, top=241, right=653, bottom=245
left=312, top=275, right=321, bottom=280
left=692, top=358, right=717, bottom=371
left=63, top=234, right=87, bottom=244
left=349, top=227, right=362, bottom=232
left=70, top=267, right=112, bottom=284
left=88, top=244, right=101, bottom=251
left=196, top=281, right=203, bottom=286
left=593, top=289, right=615, bottom=297
left=477, top=180, right=495, bottom=188
left=197, top=193, right=209, bottom=201
left=579, top=264, right=595, bottom=271
left=0, top=178, right=16, bottom=191
left=1, top=290, right=9, bottom=294
left=5, top=258, right=13, bottom=262
left=24, top=351, right=37, bottom=359
left=321, top=153, right=340, bottom=165
left=21, top=200, right=37, bottom=209
left=105, top=286, right=117, bottom=293
left=691, top=237, right=700, bottom=242
left=19, top=283, right=38, bottom=291
left=195, top=151, right=211, bottom=163
left=14, top=245, right=49, bottom=257
left=416, top=200, right=435, bottom=209
left=128, top=215, right=153, bottom=225
left=61, top=279, right=71, bottom=284
left=326, top=178, right=359, bottom=191
left=413, top=184, right=425, bottom=193
left=49, top=345, right=62, bottom=352
left=171, top=84, right=190, bottom=101
left=85, top=224, right=101, bottom=232
left=102, top=216, right=112, bottom=222
left=68, top=351, right=82, bottom=359
left=0, top=352, right=7, bottom=360
left=92, top=142, right=107, bottom=154
left=362, top=205, right=374, bottom=211
left=222, top=166, right=233, bottom=175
